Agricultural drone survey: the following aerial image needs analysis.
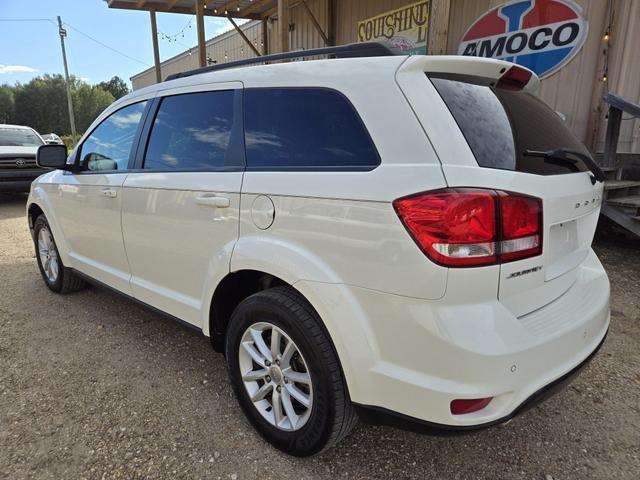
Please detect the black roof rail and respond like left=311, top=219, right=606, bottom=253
left=165, top=41, right=405, bottom=81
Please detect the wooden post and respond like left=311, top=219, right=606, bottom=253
left=301, top=0, right=329, bottom=46
left=277, top=0, right=289, bottom=54
left=262, top=17, right=269, bottom=55
left=427, top=0, right=451, bottom=55
left=327, top=0, right=337, bottom=46
left=149, top=11, right=162, bottom=83
left=195, top=0, right=206, bottom=67
left=228, top=16, right=262, bottom=56
left=603, top=106, right=622, bottom=168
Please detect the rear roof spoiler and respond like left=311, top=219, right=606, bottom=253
left=399, top=55, right=540, bottom=92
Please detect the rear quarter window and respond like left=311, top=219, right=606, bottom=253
left=244, top=88, right=380, bottom=171
left=430, top=77, right=591, bottom=175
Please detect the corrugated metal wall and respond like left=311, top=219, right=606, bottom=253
left=594, top=0, right=640, bottom=153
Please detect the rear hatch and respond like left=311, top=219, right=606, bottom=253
left=428, top=71, right=603, bottom=317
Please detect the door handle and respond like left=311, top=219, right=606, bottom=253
left=195, top=194, right=230, bottom=208
left=100, top=188, right=117, bottom=198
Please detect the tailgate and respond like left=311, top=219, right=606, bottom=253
left=407, top=59, right=604, bottom=317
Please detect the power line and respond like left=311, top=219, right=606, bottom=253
left=0, top=18, right=54, bottom=22
left=62, top=21, right=150, bottom=66
left=0, top=17, right=151, bottom=67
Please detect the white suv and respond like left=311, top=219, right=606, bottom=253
left=28, top=44, right=610, bottom=456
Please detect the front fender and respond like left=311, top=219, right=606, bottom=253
left=27, top=185, right=73, bottom=266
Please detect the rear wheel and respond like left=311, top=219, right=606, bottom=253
left=226, top=286, right=357, bottom=456
left=33, top=214, right=85, bottom=294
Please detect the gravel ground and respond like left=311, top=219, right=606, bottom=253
left=1, top=192, right=639, bottom=480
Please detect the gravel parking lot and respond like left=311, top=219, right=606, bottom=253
left=1, top=193, right=639, bottom=480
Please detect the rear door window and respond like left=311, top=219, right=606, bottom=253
left=143, top=90, right=236, bottom=170
left=244, top=88, right=380, bottom=171
left=430, top=77, right=591, bottom=175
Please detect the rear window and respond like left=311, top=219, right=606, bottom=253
left=244, top=88, right=380, bottom=171
left=430, top=77, right=590, bottom=175
left=144, top=90, right=235, bottom=171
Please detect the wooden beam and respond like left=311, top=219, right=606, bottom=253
left=262, top=17, right=269, bottom=54
left=228, top=16, right=262, bottom=56
left=603, top=106, right=622, bottom=167
left=427, top=0, right=450, bottom=55
left=149, top=11, right=162, bottom=83
left=218, top=0, right=243, bottom=15
left=277, top=0, right=289, bottom=53
left=107, top=0, right=261, bottom=19
left=300, top=0, right=328, bottom=46
left=195, top=0, right=206, bottom=67
left=238, top=0, right=274, bottom=18
left=327, top=0, right=336, bottom=46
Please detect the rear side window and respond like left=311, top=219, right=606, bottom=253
left=144, top=90, right=235, bottom=170
left=430, top=77, right=590, bottom=175
left=244, top=88, right=379, bottom=170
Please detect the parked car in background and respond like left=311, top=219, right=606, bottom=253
left=41, top=133, right=64, bottom=145
left=0, top=124, right=48, bottom=193
left=27, top=44, right=610, bottom=456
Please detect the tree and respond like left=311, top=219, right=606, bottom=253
left=73, top=84, right=114, bottom=133
left=97, top=76, right=130, bottom=100
left=13, top=74, right=72, bottom=134
left=0, top=85, right=15, bottom=123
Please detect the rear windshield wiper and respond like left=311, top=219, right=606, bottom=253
left=523, top=148, right=605, bottom=184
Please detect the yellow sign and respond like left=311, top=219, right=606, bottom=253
left=357, top=1, right=430, bottom=54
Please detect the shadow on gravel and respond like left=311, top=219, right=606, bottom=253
left=0, top=193, right=28, bottom=219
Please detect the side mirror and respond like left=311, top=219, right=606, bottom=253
left=37, top=144, right=71, bottom=170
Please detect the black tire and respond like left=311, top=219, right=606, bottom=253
left=226, top=286, right=358, bottom=456
left=33, top=214, right=85, bottom=294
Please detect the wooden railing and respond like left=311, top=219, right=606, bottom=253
left=602, top=93, right=640, bottom=174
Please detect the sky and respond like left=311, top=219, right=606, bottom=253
left=0, top=0, right=245, bottom=88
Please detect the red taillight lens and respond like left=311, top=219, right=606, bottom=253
left=394, top=188, right=542, bottom=267
left=499, top=192, right=542, bottom=262
left=496, top=65, right=533, bottom=91
left=450, top=397, right=493, bottom=415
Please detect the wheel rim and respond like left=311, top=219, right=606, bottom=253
left=38, top=226, right=59, bottom=283
left=238, top=322, right=313, bottom=431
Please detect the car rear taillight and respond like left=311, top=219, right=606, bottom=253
left=393, top=188, right=542, bottom=267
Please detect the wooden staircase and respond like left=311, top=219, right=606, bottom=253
left=597, top=94, right=640, bottom=237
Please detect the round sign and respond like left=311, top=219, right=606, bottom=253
left=457, top=0, right=588, bottom=79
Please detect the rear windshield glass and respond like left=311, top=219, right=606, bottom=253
left=430, top=77, right=590, bottom=175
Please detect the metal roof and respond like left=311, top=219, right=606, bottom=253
left=107, top=0, right=277, bottom=20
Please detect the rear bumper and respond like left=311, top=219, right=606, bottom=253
left=297, top=249, right=610, bottom=427
left=354, top=329, right=607, bottom=434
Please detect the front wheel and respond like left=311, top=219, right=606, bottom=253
left=33, top=214, right=85, bottom=294
left=226, top=286, right=357, bottom=456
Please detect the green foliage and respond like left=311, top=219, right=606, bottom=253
left=0, top=74, right=125, bottom=136
left=60, top=134, right=81, bottom=152
left=97, top=76, right=130, bottom=100
left=0, top=85, right=15, bottom=123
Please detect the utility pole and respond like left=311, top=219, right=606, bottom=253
left=57, top=16, right=77, bottom=139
